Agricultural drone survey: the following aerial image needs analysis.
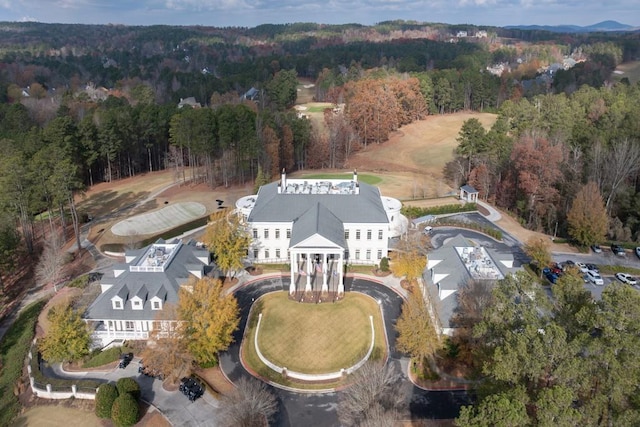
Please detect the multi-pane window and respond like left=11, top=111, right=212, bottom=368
left=253, top=249, right=259, bottom=259
left=355, top=249, right=360, bottom=260
left=153, top=301, right=161, bottom=310
left=367, top=230, right=372, bottom=240
left=378, top=230, right=383, bottom=240
left=286, top=229, right=291, bottom=239
left=356, top=230, right=361, bottom=240
left=265, top=250, right=270, bottom=259
left=264, top=229, right=269, bottom=239
left=275, top=229, right=280, bottom=239
left=276, top=249, right=280, bottom=258
left=125, top=321, right=134, bottom=330
left=366, top=250, right=371, bottom=260
left=377, top=250, right=383, bottom=259
left=345, top=230, right=350, bottom=240
left=252, top=228, right=258, bottom=238
left=114, top=300, right=122, bottom=309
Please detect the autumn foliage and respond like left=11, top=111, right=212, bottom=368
left=567, top=182, right=608, bottom=247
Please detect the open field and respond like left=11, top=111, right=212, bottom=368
left=614, top=61, right=640, bottom=84
left=14, top=404, right=169, bottom=427
left=253, top=292, right=385, bottom=374
left=77, top=112, right=501, bottom=249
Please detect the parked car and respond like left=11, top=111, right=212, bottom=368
left=591, top=244, right=602, bottom=253
left=586, top=270, right=604, bottom=286
left=615, top=272, right=637, bottom=286
left=635, top=247, right=640, bottom=259
left=575, top=262, right=589, bottom=273
left=179, top=377, right=204, bottom=402
left=586, top=263, right=599, bottom=273
left=543, top=267, right=559, bottom=284
left=551, top=263, right=564, bottom=276
left=564, top=260, right=575, bottom=267
left=611, top=243, right=626, bottom=256
left=119, top=352, right=134, bottom=369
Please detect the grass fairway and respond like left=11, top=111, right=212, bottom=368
left=299, top=172, right=382, bottom=185
left=252, top=292, right=385, bottom=375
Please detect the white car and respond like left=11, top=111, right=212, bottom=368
left=615, top=272, right=637, bottom=286
left=575, top=262, right=589, bottom=273
left=423, top=226, right=433, bottom=235
left=587, top=270, right=604, bottom=286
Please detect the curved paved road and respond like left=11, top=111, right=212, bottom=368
left=220, top=276, right=471, bottom=426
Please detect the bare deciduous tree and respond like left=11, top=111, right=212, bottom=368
left=591, top=139, right=640, bottom=212
left=217, top=377, right=278, bottom=427
left=35, top=232, right=66, bottom=289
left=338, top=361, right=405, bottom=426
left=140, top=305, right=193, bottom=383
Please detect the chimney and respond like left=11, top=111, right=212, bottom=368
left=281, top=168, right=287, bottom=192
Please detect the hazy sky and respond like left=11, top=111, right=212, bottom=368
left=0, top=0, right=638, bottom=28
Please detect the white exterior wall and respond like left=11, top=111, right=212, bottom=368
left=248, top=221, right=389, bottom=265
left=343, top=223, right=388, bottom=264
left=249, top=221, right=293, bottom=262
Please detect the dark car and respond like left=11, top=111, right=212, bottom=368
left=586, top=263, right=599, bottom=273
left=611, top=244, right=626, bottom=256
left=119, top=352, right=134, bottom=369
left=179, top=377, right=204, bottom=402
left=542, top=267, right=558, bottom=284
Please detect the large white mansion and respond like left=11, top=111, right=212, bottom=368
left=236, top=170, right=407, bottom=295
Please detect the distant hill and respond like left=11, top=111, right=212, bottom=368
left=505, top=20, right=638, bottom=33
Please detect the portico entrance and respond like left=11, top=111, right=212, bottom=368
left=289, top=250, right=345, bottom=301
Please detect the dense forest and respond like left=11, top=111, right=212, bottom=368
left=0, top=20, right=639, bottom=268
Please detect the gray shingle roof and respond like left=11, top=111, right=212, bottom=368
left=84, top=240, right=213, bottom=322
left=247, top=181, right=388, bottom=224
left=460, top=184, right=478, bottom=194
left=290, top=202, right=346, bottom=248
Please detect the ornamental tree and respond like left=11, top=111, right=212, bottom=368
left=178, top=277, right=240, bottom=367
left=567, top=181, right=608, bottom=247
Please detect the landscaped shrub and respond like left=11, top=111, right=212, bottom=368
left=95, top=383, right=119, bottom=418
left=116, top=377, right=141, bottom=400
left=434, top=218, right=503, bottom=240
left=111, top=393, right=140, bottom=427
left=401, top=203, right=477, bottom=218
left=379, top=257, right=389, bottom=272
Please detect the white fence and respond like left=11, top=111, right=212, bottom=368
left=27, top=339, right=98, bottom=400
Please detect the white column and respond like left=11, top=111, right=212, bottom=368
left=338, top=252, right=345, bottom=295
left=289, top=251, right=295, bottom=294
left=321, top=253, right=328, bottom=293
left=305, top=252, right=312, bottom=292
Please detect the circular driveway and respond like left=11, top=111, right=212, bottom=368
left=220, top=276, right=471, bottom=426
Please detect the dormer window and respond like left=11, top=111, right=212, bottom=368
left=151, top=296, right=163, bottom=310
left=113, top=299, right=123, bottom=309
left=153, top=301, right=161, bottom=310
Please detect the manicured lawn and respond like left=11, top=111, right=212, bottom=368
left=253, top=292, right=385, bottom=374
left=299, top=173, right=382, bottom=185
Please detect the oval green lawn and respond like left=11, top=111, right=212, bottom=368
left=255, top=292, right=382, bottom=374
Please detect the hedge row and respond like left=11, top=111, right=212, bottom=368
left=401, top=203, right=477, bottom=218
left=83, top=346, right=132, bottom=368
left=0, top=300, right=46, bottom=427
left=434, top=218, right=503, bottom=240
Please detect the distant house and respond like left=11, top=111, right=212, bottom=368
left=475, top=30, right=488, bottom=38
left=178, top=97, right=201, bottom=109
left=84, top=239, right=215, bottom=348
left=423, top=234, right=520, bottom=335
left=456, top=31, right=468, bottom=38
left=242, top=87, right=259, bottom=102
